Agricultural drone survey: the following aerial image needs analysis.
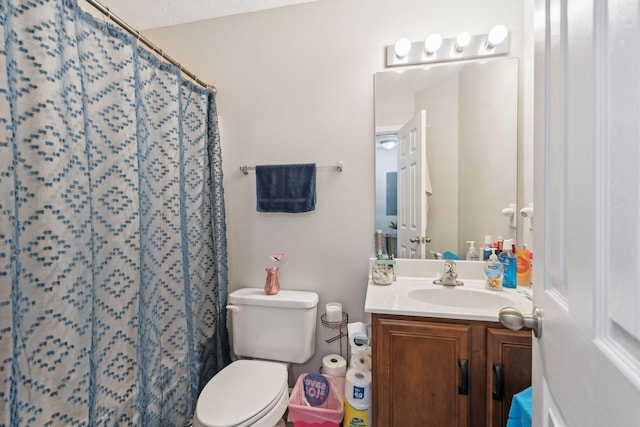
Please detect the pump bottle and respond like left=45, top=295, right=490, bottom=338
left=465, top=241, right=480, bottom=261
left=485, top=248, right=503, bottom=290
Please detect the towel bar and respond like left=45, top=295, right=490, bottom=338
left=240, top=161, right=344, bottom=175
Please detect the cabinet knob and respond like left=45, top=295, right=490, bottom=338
left=499, top=306, right=542, bottom=338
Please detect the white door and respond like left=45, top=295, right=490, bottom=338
left=532, top=0, right=640, bottom=425
left=397, top=110, right=430, bottom=259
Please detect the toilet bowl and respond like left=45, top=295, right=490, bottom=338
left=195, top=360, right=289, bottom=427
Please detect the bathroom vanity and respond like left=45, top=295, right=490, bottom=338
left=364, top=260, right=533, bottom=427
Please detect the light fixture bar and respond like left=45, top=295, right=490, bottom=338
left=385, top=33, right=509, bottom=68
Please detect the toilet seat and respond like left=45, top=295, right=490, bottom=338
left=196, top=359, right=289, bottom=427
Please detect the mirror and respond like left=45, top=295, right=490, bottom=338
left=375, top=58, right=518, bottom=259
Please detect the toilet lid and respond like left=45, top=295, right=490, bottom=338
left=196, top=360, right=288, bottom=427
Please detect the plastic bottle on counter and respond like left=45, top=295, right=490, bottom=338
left=516, top=246, right=532, bottom=287
left=482, top=235, right=493, bottom=260
left=465, top=241, right=480, bottom=261
left=499, top=241, right=517, bottom=289
left=485, top=248, right=503, bottom=290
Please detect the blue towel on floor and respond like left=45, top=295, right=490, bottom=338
left=507, top=386, right=532, bottom=427
left=256, top=163, right=316, bottom=213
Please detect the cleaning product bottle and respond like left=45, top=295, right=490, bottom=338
left=485, top=248, right=503, bottom=290
left=482, top=235, right=493, bottom=260
left=516, top=245, right=532, bottom=287
left=495, top=237, right=504, bottom=256
left=499, top=240, right=517, bottom=289
left=465, top=241, right=480, bottom=261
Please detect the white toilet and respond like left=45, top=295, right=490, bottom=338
left=194, top=287, right=319, bottom=427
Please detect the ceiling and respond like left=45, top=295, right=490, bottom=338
left=96, top=0, right=320, bottom=30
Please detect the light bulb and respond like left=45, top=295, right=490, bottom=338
left=394, top=38, right=412, bottom=58
left=455, top=31, right=471, bottom=52
left=487, top=25, right=508, bottom=48
left=424, top=33, right=442, bottom=55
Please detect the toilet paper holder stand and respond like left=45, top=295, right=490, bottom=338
left=321, top=311, right=349, bottom=358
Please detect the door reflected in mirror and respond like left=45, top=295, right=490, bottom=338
left=375, top=58, right=518, bottom=259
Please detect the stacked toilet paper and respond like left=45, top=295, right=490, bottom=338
left=347, top=321, right=372, bottom=373
left=344, top=322, right=372, bottom=426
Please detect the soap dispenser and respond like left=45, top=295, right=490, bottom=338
left=485, top=248, right=503, bottom=290
left=465, top=241, right=480, bottom=261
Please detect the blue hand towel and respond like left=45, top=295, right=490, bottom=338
left=443, top=251, right=461, bottom=260
left=506, top=386, right=532, bottom=427
left=256, top=163, right=316, bottom=213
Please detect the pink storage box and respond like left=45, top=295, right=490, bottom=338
left=288, top=373, right=345, bottom=427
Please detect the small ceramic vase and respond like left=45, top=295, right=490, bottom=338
left=264, top=267, right=280, bottom=295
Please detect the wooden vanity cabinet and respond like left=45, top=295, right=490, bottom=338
left=371, top=314, right=531, bottom=427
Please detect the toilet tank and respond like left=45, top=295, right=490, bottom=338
left=228, top=288, right=319, bottom=364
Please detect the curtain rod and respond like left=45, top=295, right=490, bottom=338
left=83, top=0, right=217, bottom=93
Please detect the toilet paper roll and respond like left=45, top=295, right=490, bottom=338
left=352, top=346, right=371, bottom=357
left=325, top=302, right=342, bottom=323
left=322, top=354, right=347, bottom=377
left=348, top=322, right=370, bottom=351
left=350, top=352, right=372, bottom=371
left=344, top=368, right=372, bottom=410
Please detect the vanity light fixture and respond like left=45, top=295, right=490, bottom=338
left=385, top=26, right=509, bottom=68
left=455, top=31, right=472, bottom=52
left=424, top=33, right=443, bottom=55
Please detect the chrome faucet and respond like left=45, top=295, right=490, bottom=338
left=433, top=260, right=464, bottom=286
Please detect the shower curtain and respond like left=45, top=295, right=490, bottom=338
left=0, top=0, right=231, bottom=425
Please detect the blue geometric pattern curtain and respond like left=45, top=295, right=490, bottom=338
left=0, top=0, right=230, bottom=425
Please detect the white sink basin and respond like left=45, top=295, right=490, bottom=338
left=365, top=275, right=533, bottom=322
left=408, top=288, right=514, bottom=309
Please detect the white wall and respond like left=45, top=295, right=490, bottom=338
left=145, top=0, right=531, bottom=377
left=375, top=93, right=414, bottom=128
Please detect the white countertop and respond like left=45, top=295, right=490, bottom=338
left=364, top=259, right=533, bottom=322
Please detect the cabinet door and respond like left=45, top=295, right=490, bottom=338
left=486, top=328, right=532, bottom=427
left=373, top=316, right=471, bottom=426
